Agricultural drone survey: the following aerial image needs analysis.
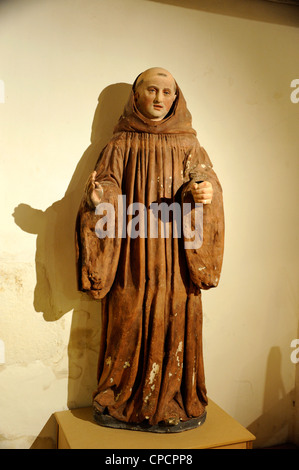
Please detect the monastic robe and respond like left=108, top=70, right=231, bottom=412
left=76, top=84, right=225, bottom=428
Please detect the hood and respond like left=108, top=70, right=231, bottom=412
left=113, top=83, right=197, bottom=136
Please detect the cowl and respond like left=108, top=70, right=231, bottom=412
left=113, top=82, right=197, bottom=136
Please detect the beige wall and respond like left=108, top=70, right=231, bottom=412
left=0, top=0, right=298, bottom=448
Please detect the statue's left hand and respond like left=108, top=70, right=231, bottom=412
left=191, top=181, right=213, bottom=204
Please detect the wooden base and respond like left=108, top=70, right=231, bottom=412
left=93, top=403, right=207, bottom=433
left=54, top=399, right=255, bottom=449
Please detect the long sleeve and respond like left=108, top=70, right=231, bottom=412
left=182, top=144, right=225, bottom=290
left=76, top=142, right=124, bottom=299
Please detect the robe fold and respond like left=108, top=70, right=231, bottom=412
left=76, top=84, right=225, bottom=428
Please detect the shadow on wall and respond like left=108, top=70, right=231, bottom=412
left=247, top=346, right=296, bottom=448
left=147, top=0, right=299, bottom=27
left=12, top=82, right=132, bottom=447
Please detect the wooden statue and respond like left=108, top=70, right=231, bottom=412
left=76, top=68, right=224, bottom=432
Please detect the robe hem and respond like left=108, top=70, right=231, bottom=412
left=92, top=404, right=207, bottom=434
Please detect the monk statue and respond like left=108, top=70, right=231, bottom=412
left=76, top=67, right=225, bottom=433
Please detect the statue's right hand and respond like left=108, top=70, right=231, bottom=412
left=85, top=171, right=104, bottom=207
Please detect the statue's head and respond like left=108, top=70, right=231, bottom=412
left=133, top=67, right=177, bottom=121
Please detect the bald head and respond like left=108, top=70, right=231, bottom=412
left=134, top=67, right=177, bottom=121
left=134, top=67, right=176, bottom=93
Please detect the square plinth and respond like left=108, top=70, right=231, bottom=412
left=54, top=399, right=255, bottom=449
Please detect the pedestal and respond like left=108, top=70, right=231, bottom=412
left=54, top=399, right=255, bottom=449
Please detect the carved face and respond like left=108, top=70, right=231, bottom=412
left=134, top=71, right=177, bottom=121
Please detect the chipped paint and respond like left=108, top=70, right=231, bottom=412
left=176, top=341, right=183, bottom=368
left=144, top=392, right=151, bottom=403
left=149, top=362, right=159, bottom=384
left=105, top=356, right=112, bottom=366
